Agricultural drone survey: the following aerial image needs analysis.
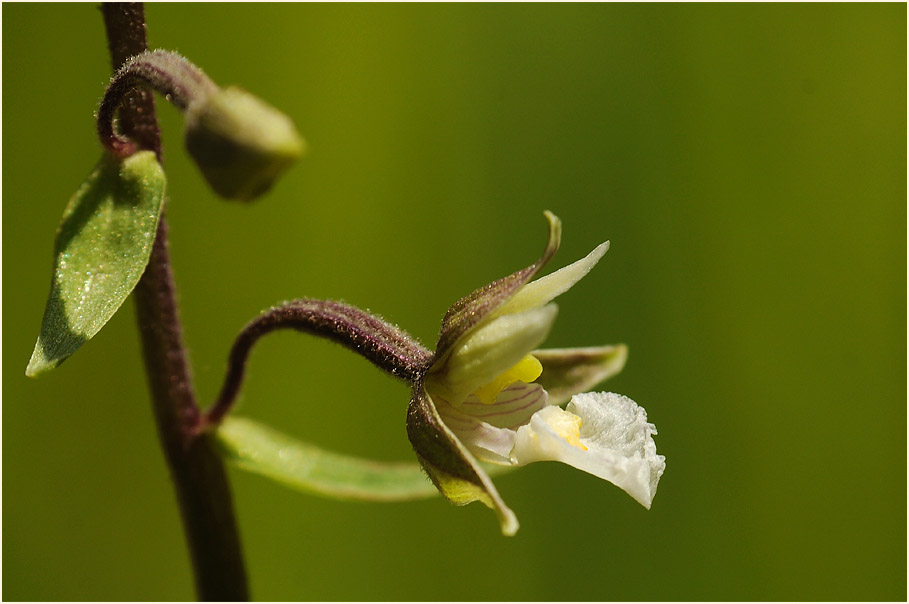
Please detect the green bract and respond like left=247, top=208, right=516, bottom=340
left=216, top=416, right=513, bottom=503
left=26, top=151, right=166, bottom=376
left=216, top=417, right=439, bottom=502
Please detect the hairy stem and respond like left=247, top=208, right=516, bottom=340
left=98, top=49, right=218, bottom=157
left=101, top=4, right=249, bottom=600
left=202, top=299, right=433, bottom=429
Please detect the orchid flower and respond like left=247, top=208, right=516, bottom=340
left=210, top=211, right=664, bottom=536
left=406, top=211, right=665, bottom=535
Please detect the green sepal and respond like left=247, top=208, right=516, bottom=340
left=434, top=211, right=561, bottom=361
left=534, top=344, right=629, bottom=406
left=216, top=416, right=440, bottom=502
left=406, top=382, right=520, bottom=536
left=26, top=151, right=166, bottom=377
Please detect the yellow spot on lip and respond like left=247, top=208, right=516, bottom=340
left=472, top=354, right=543, bottom=405
left=549, top=409, right=587, bottom=450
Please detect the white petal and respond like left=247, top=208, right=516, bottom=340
left=428, top=303, right=558, bottom=405
left=491, top=241, right=609, bottom=317
left=511, top=392, right=665, bottom=509
left=436, top=383, right=549, bottom=464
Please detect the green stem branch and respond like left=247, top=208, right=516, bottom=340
left=100, top=3, right=249, bottom=600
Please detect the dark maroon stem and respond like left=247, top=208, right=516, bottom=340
left=97, top=50, right=218, bottom=158
left=101, top=4, right=249, bottom=601
left=202, top=299, right=433, bottom=430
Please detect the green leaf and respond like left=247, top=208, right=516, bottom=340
left=216, top=416, right=441, bottom=502
left=26, top=151, right=166, bottom=377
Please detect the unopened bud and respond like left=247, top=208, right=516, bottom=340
left=184, top=86, right=305, bottom=201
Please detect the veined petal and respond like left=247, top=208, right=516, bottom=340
left=436, top=400, right=517, bottom=464
left=534, top=345, right=628, bottom=406
left=458, top=382, right=549, bottom=429
left=491, top=241, right=609, bottom=318
left=511, top=392, right=665, bottom=509
left=406, top=384, right=519, bottom=536
left=428, top=304, right=558, bottom=405
left=437, top=382, right=549, bottom=463
left=435, top=211, right=561, bottom=360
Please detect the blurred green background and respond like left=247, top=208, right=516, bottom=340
left=3, top=3, right=905, bottom=601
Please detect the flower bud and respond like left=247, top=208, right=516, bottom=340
left=184, top=86, right=304, bottom=201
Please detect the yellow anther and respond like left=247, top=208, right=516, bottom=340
left=472, top=355, right=543, bottom=405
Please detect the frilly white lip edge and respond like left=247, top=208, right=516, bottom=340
left=512, top=391, right=665, bottom=509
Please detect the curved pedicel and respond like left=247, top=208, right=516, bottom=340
left=201, top=299, right=433, bottom=430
